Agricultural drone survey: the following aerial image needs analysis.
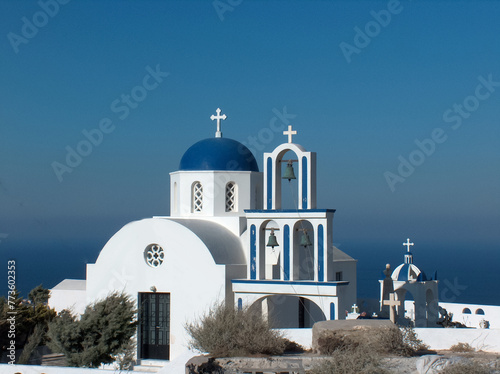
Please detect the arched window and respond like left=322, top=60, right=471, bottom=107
left=173, top=182, right=178, bottom=213
left=462, top=308, right=471, bottom=314
left=475, top=308, right=485, bottom=315
left=225, top=182, right=237, bottom=212
left=192, top=181, right=203, bottom=212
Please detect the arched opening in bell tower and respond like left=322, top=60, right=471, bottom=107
left=279, top=150, right=300, bottom=210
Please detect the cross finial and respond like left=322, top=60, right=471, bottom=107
left=210, top=108, right=227, bottom=138
left=403, top=238, right=414, bottom=253
left=283, top=125, right=297, bottom=143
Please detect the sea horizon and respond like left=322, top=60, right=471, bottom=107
left=2, top=239, right=498, bottom=308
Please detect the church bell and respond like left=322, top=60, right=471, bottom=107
left=282, top=161, right=296, bottom=181
left=300, top=230, right=312, bottom=247
left=266, top=229, right=279, bottom=248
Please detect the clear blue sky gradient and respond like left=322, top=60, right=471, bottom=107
left=0, top=1, right=499, bottom=294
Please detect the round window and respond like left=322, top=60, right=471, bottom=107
left=144, top=244, right=164, bottom=268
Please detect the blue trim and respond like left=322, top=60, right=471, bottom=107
left=302, top=156, right=308, bottom=209
left=284, top=225, right=290, bottom=280
left=330, top=302, right=335, bottom=320
left=318, top=224, right=324, bottom=282
left=232, top=279, right=349, bottom=286
left=250, top=225, right=257, bottom=279
left=237, top=298, right=243, bottom=311
left=266, top=157, right=272, bottom=210
left=245, top=209, right=336, bottom=213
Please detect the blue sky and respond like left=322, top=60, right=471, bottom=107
left=0, top=0, right=499, bottom=294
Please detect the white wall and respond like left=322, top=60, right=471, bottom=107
left=439, top=302, right=500, bottom=329
left=85, top=218, right=230, bottom=362
left=415, top=327, right=500, bottom=353
left=50, top=288, right=86, bottom=315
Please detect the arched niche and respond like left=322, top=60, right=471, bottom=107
left=263, top=143, right=316, bottom=210
left=259, top=220, right=281, bottom=280
left=292, top=220, right=315, bottom=281
left=249, top=294, right=326, bottom=328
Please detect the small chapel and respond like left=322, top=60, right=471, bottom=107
left=379, top=239, right=439, bottom=327
left=50, top=109, right=358, bottom=362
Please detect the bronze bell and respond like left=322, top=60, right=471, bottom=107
left=282, top=161, right=296, bottom=181
left=266, top=229, right=279, bottom=248
left=300, top=230, right=312, bottom=247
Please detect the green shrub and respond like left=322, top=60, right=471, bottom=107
left=47, top=292, right=137, bottom=368
left=185, top=300, right=287, bottom=357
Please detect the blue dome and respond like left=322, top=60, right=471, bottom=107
left=392, top=263, right=421, bottom=282
left=179, top=138, right=259, bottom=172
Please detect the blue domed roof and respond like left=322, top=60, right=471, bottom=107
left=179, top=138, right=259, bottom=172
left=392, top=263, right=421, bottom=282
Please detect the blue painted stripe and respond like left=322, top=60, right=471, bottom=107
left=232, top=279, right=349, bottom=286
left=244, top=209, right=336, bottom=213
left=330, top=302, right=335, bottom=320
left=318, top=224, right=324, bottom=282
left=284, top=225, right=290, bottom=280
left=250, top=225, right=256, bottom=279
left=266, top=157, right=273, bottom=210
left=238, top=298, right=243, bottom=311
left=302, top=156, right=308, bottom=209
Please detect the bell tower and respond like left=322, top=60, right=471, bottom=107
left=263, top=125, right=317, bottom=210
left=236, top=125, right=357, bottom=324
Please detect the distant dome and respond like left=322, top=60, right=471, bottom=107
left=391, top=263, right=421, bottom=282
left=179, top=138, right=259, bottom=172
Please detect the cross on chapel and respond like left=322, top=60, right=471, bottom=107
left=383, top=293, right=401, bottom=324
left=210, top=108, right=227, bottom=138
left=283, top=125, right=297, bottom=143
left=403, top=238, right=414, bottom=252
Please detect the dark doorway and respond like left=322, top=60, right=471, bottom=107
left=139, top=293, right=170, bottom=360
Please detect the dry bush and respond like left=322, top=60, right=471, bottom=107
left=310, top=348, right=388, bottom=374
left=185, top=300, right=287, bottom=357
left=283, top=338, right=305, bottom=353
left=316, top=325, right=425, bottom=357
left=449, top=342, right=475, bottom=353
left=441, top=361, right=491, bottom=374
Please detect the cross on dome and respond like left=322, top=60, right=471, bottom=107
left=283, top=125, right=297, bottom=143
left=403, top=238, right=414, bottom=253
left=210, top=108, right=227, bottom=138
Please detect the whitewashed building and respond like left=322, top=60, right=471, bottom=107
left=379, top=239, right=439, bottom=327
left=50, top=109, right=357, bottom=363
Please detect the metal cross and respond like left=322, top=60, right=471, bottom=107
left=383, top=293, right=401, bottom=323
left=283, top=125, right=297, bottom=143
left=403, top=238, right=414, bottom=253
left=210, top=108, right=227, bottom=138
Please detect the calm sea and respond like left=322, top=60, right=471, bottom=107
left=2, top=240, right=499, bottom=307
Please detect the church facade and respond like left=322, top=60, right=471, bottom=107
left=50, top=109, right=357, bottom=362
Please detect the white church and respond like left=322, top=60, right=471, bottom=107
left=50, top=108, right=357, bottom=362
